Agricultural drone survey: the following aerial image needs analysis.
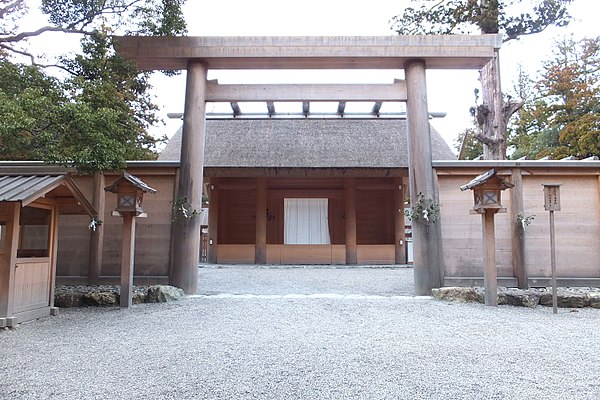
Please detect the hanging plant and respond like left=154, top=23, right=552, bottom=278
left=404, top=192, right=440, bottom=225
left=172, top=196, right=202, bottom=222
left=516, top=213, right=535, bottom=229
left=88, top=217, right=103, bottom=232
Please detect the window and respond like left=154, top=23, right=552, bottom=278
left=17, top=206, right=51, bottom=258
left=284, top=198, right=331, bottom=245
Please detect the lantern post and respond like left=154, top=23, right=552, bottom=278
left=105, top=173, right=157, bottom=308
left=543, top=183, right=562, bottom=314
left=460, top=169, right=514, bottom=306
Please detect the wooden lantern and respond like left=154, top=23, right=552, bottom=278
left=460, top=169, right=514, bottom=306
left=460, top=169, right=514, bottom=213
left=104, top=173, right=157, bottom=308
left=105, top=173, right=157, bottom=216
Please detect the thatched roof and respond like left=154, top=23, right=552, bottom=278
left=159, top=119, right=456, bottom=167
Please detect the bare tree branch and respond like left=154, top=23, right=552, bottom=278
left=1, top=26, right=86, bottom=43
left=0, top=0, right=24, bottom=19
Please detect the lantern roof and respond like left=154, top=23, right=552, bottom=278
left=459, top=169, right=514, bottom=191
left=104, top=172, right=157, bottom=194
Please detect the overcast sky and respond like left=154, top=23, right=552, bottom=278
left=21, top=0, right=600, bottom=151
left=147, top=0, right=600, bottom=151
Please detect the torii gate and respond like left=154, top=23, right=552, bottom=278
left=115, top=35, right=501, bottom=296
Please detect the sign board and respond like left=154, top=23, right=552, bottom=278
left=543, top=184, right=561, bottom=211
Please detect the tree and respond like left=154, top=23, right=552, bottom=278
left=0, top=0, right=186, bottom=172
left=1, top=0, right=186, bottom=64
left=391, top=0, right=574, bottom=159
left=508, top=37, right=600, bottom=159
left=0, top=30, right=168, bottom=173
left=455, top=127, right=483, bottom=160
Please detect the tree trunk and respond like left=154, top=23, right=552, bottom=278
left=479, top=52, right=506, bottom=160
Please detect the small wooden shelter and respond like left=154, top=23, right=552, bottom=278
left=0, top=173, right=95, bottom=327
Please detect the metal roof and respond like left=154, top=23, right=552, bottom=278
left=0, top=174, right=96, bottom=216
left=0, top=175, right=64, bottom=203
left=104, top=172, right=157, bottom=194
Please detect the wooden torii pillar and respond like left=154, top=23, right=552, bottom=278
left=169, top=61, right=208, bottom=294
left=405, top=60, right=442, bottom=294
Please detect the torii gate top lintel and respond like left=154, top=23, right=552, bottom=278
left=115, top=34, right=502, bottom=71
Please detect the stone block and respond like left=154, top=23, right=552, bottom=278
left=145, top=285, right=184, bottom=303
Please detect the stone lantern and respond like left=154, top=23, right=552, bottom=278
left=460, top=169, right=514, bottom=306
left=105, top=173, right=156, bottom=307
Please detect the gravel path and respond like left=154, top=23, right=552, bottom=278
left=1, top=266, right=600, bottom=399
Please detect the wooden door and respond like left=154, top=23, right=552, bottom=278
left=12, top=205, right=54, bottom=314
left=12, top=259, right=51, bottom=313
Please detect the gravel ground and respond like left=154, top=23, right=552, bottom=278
left=1, top=266, right=600, bottom=400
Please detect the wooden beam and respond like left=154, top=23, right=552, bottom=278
left=206, top=82, right=408, bottom=102
left=255, top=178, right=267, bottom=264
left=170, top=61, right=207, bottom=294
left=405, top=59, right=442, bottom=295
left=337, top=101, right=346, bottom=115
left=302, top=101, right=310, bottom=116
left=372, top=101, right=383, bottom=115
left=115, top=35, right=502, bottom=71
left=119, top=214, right=136, bottom=308
left=88, top=172, right=105, bottom=284
left=482, top=210, right=498, bottom=306
left=266, top=101, right=275, bottom=116
left=345, top=178, right=357, bottom=264
left=207, top=178, right=219, bottom=264
left=230, top=102, right=241, bottom=116
left=510, top=168, right=528, bottom=289
left=394, top=178, right=407, bottom=264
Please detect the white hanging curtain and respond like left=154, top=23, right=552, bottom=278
left=284, top=198, right=331, bottom=244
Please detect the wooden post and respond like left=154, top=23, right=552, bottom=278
left=510, top=168, right=528, bottom=289
left=482, top=210, right=498, bottom=306
left=394, top=177, right=407, bottom=264
left=208, top=178, right=219, bottom=264
left=549, top=210, right=557, bottom=314
left=345, top=177, right=357, bottom=264
left=120, top=213, right=136, bottom=308
left=405, top=59, right=442, bottom=294
left=49, top=206, right=59, bottom=314
left=255, top=178, right=267, bottom=264
left=88, top=172, right=105, bottom=284
left=0, top=204, right=19, bottom=323
left=170, top=60, right=208, bottom=294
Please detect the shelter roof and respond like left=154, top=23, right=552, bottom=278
left=159, top=118, right=456, bottom=167
left=460, top=169, right=514, bottom=191
left=115, top=35, right=502, bottom=70
left=0, top=174, right=96, bottom=216
left=104, top=172, right=157, bottom=194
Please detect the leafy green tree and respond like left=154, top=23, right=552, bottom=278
left=455, top=128, right=484, bottom=160
left=0, top=30, right=167, bottom=173
left=509, top=37, right=600, bottom=159
left=0, top=0, right=186, bottom=173
left=391, top=0, right=573, bottom=159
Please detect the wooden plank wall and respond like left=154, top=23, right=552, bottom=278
left=437, top=175, right=514, bottom=277
left=521, top=175, right=600, bottom=278
left=437, top=169, right=600, bottom=281
left=56, top=170, right=176, bottom=281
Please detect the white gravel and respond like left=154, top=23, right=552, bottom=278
left=1, top=266, right=599, bottom=399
